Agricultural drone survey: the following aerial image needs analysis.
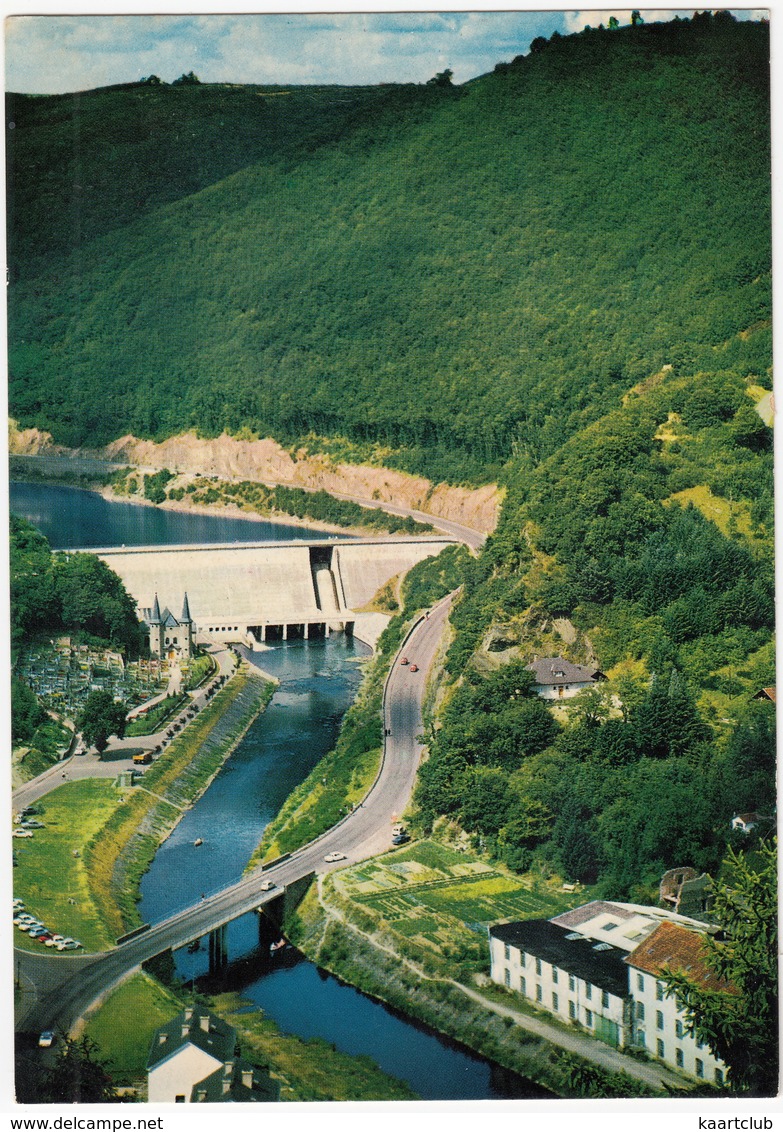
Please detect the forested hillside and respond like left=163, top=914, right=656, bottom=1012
left=7, top=14, right=769, bottom=484
left=7, top=13, right=773, bottom=897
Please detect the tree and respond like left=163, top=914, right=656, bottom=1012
left=427, top=69, right=453, bottom=87
left=172, top=71, right=200, bottom=85
left=37, top=1035, right=118, bottom=1103
left=662, top=840, right=778, bottom=1095
left=11, top=675, right=45, bottom=742
left=631, top=10, right=644, bottom=24
left=79, top=690, right=127, bottom=754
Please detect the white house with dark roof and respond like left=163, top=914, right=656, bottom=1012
left=490, top=919, right=631, bottom=1048
left=148, top=1006, right=235, bottom=1103
left=525, top=656, right=606, bottom=700
left=147, top=1006, right=278, bottom=1104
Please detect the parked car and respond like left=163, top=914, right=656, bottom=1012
left=13, top=830, right=33, bottom=839
left=323, top=852, right=346, bottom=863
left=21, top=820, right=45, bottom=829
left=57, top=940, right=82, bottom=951
left=34, top=931, right=53, bottom=942
left=45, top=935, right=67, bottom=948
left=38, top=1032, right=55, bottom=1048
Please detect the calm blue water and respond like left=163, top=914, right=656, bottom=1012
left=16, top=482, right=548, bottom=1102
left=9, top=481, right=350, bottom=549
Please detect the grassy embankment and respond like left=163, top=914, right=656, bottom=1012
left=82, top=973, right=417, bottom=1100
left=84, top=663, right=275, bottom=938
left=12, top=717, right=73, bottom=787
left=282, top=841, right=659, bottom=1099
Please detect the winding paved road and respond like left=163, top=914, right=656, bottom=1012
left=15, top=594, right=453, bottom=1037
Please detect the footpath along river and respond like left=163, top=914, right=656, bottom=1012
left=11, top=481, right=549, bottom=1101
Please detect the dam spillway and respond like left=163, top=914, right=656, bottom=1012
left=93, top=536, right=456, bottom=646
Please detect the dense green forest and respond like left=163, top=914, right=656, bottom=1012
left=10, top=515, right=146, bottom=659
left=7, top=14, right=769, bottom=484
left=6, top=13, right=774, bottom=898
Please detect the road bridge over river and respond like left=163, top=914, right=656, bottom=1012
left=93, top=536, right=456, bottom=647
left=15, top=595, right=454, bottom=1038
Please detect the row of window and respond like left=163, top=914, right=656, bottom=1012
left=653, top=1042, right=722, bottom=1085
left=501, top=947, right=609, bottom=1004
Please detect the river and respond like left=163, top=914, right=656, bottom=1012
left=12, top=481, right=549, bottom=1101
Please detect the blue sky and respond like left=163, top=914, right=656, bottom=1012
left=4, top=8, right=768, bottom=94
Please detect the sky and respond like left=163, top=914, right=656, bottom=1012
left=3, top=6, right=770, bottom=94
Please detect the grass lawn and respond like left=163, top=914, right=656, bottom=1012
left=84, top=972, right=184, bottom=1085
left=13, top=779, right=128, bottom=952
left=125, top=693, right=186, bottom=737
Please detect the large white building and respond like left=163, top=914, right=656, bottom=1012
left=489, top=900, right=730, bottom=1083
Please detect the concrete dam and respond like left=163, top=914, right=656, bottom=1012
left=94, top=537, right=456, bottom=648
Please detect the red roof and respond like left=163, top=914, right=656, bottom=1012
left=624, top=921, right=734, bottom=994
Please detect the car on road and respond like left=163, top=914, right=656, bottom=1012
left=259, top=880, right=275, bottom=891
left=38, top=1032, right=55, bottom=1048
left=399, top=656, right=409, bottom=666
left=323, top=852, right=346, bottom=863
left=409, top=664, right=419, bottom=673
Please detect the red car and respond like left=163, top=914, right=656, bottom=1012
left=409, top=664, right=419, bottom=673
left=399, top=656, right=409, bottom=666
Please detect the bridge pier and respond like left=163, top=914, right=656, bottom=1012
left=208, top=924, right=228, bottom=973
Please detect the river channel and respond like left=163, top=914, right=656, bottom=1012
left=12, top=481, right=548, bottom=1102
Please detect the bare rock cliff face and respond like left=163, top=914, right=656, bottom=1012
left=9, top=422, right=501, bottom=535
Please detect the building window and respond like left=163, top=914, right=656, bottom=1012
left=504, top=969, right=511, bottom=988
left=535, top=958, right=542, bottom=976
left=696, top=1059, right=704, bottom=1079
left=552, top=968, right=558, bottom=985
left=637, top=1030, right=646, bottom=1048
left=676, top=1048, right=684, bottom=1068
left=715, top=1068, right=724, bottom=1087
left=602, top=990, right=610, bottom=1009
left=636, top=1001, right=645, bottom=1020
left=520, top=976, right=526, bottom=996
left=569, top=974, right=576, bottom=992
left=569, top=1001, right=576, bottom=1020
left=656, top=981, right=665, bottom=1001
left=657, top=1040, right=665, bottom=1059
left=504, top=944, right=511, bottom=961
left=536, top=985, right=543, bottom=1003
left=656, top=1010, right=664, bottom=1031
left=552, top=992, right=559, bottom=1011
left=585, top=983, right=592, bottom=1000
left=520, top=951, right=527, bottom=967
left=675, top=1019, right=684, bottom=1039
left=585, top=1010, right=593, bottom=1027
left=695, top=1036, right=704, bottom=1050
left=637, top=973, right=645, bottom=992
